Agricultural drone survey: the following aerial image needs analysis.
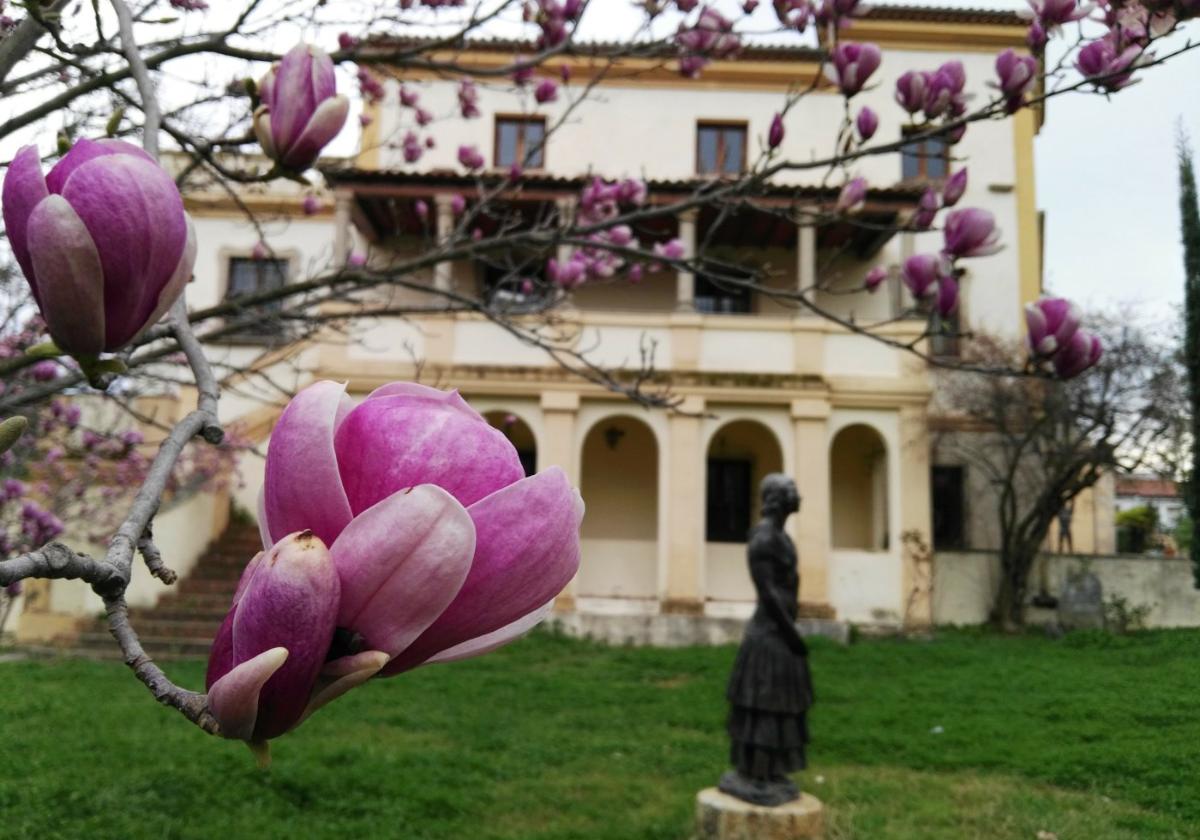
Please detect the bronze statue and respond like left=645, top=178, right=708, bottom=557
left=718, top=473, right=813, bottom=807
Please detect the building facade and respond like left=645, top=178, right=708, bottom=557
left=15, top=6, right=1070, bottom=640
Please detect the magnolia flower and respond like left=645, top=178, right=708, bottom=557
left=450, top=194, right=466, bottom=214
left=994, top=48, right=1038, bottom=112
left=1, top=140, right=195, bottom=355
left=4, top=580, right=22, bottom=598
left=1076, top=38, right=1143, bottom=91
left=260, top=381, right=583, bottom=676
left=895, top=70, right=929, bottom=114
left=534, top=79, right=559, bottom=103
left=1052, top=329, right=1103, bottom=378
left=414, top=199, right=429, bottom=220
left=826, top=42, right=881, bottom=97
left=913, top=187, right=939, bottom=230
left=934, top=274, right=959, bottom=317
left=1030, top=0, right=1092, bottom=30
left=923, top=61, right=966, bottom=118
left=548, top=256, right=586, bottom=288
left=942, top=208, right=1002, bottom=258
left=864, top=266, right=887, bottom=293
left=399, top=85, right=420, bottom=108
left=654, top=238, right=686, bottom=261
left=768, top=113, right=785, bottom=149
left=856, top=106, right=878, bottom=141
left=302, top=195, right=322, bottom=216
left=836, top=177, right=867, bottom=213
left=1025, top=297, right=1081, bottom=356
left=902, top=253, right=944, bottom=299
left=457, top=145, right=485, bottom=170
left=458, top=80, right=481, bottom=118
left=254, top=45, right=349, bottom=172
left=942, top=168, right=968, bottom=207
left=205, top=531, right=363, bottom=758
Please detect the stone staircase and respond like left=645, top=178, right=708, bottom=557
left=69, top=521, right=262, bottom=659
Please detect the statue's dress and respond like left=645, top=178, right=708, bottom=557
left=725, top=522, right=814, bottom=779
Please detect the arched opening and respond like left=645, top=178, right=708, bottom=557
left=485, top=411, right=536, bottom=477
left=705, top=419, right=784, bottom=601
left=830, top=424, right=888, bottom=551
left=578, top=416, right=659, bottom=599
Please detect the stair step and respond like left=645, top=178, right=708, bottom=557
left=129, top=619, right=224, bottom=639
left=74, top=631, right=213, bottom=657
left=132, top=608, right=230, bottom=624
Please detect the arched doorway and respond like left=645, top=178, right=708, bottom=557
left=705, top=419, right=784, bottom=601
left=485, top=411, right=537, bottom=477
left=830, top=424, right=888, bottom=551
left=578, top=416, right=659, bottom=599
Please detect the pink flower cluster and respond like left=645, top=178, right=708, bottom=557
left=676, top=8, right=741, bottom=78
left=895, top=61, right=969, bottom=143
left=547, top=178, right=650, bottom=288
left=892, top=205, right=1000, bottom=318
left=527, top=0, right=584, bottom=49
left=1025, top=298, right=1103, bottom=377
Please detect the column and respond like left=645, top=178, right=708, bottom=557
left=898, top=404, right=933, bottom=628
left=555, top=197, right=577, bottom=266
left=333, top=189, right=353, bottom=265
left=676, top=209, right=697, bottom=311
left=791, top=398, right=832, bottom=611
left=664, top=395, right=705, bottom=614
left=796, top=222, right=816, bottom=297
left=433, top=194, right=456, bottom=292
left=540, top=391, right=580, bottom=612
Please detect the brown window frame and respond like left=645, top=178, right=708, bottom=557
left=900, top=126, right=950, bottom=181
left=696, top=120, right=748, bottom=176
left=493, top=114, right=547, bottom=170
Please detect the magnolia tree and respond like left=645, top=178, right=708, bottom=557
left=0, top=0, right=1195, bottom=759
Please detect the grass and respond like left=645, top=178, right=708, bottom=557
left=1, top=628, right=1198, bottom=839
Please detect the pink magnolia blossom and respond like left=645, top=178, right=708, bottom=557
left=414, top=199, right=429, bottom=220
left=942, top=208, right=1002, bottom=258
left=457, top=145, right=485, bottom=171
left=1051, top=329, right=1103, bottom=378
left=534, top=79, right=559, bottom=103
left=864, top=266, right=887, bottom=293
left=255, top=45, right=349, bottom=172
left=1, top=140, right=195, bottom=354
left=302, top=195, right=322, bottom=215
left=458, top=80, right=481, bottom=118
left=835, top=177, right=868, bottom=213
left=768, top=113, right=785, bottom=149
left=259, top=381, right=583, bottom=679
left=773, top=0, right=813, bottom=30
left=399, top=85, right=420, bottom=108
left=450, top=194, right=466, bottom=215
left=923, top=61, right=966, bottom=118
left=1076, top=37, right=1143, bottom=91
left=826, top=42, right=881, bottom=97
left=1029, top=0, right=1092, bottom=30
left=1025, top=297, right=1081, bottom=356
left=337, top=32, right=360, bottom=51
left=654, top=238, right=686, bottom=261
left=934, top=274, right=959, bottom=317
left=895, top=70, right=929, bottom=114
left=994, top=48, right=1038, bottom=112
left=855, top=106, right=878, bottom=141
left=347, top=251, right=367, bottom=268
left=675, top=8, right=741, bottom=78
left=402, top=131, right=423, bottom=163
left=913, top=187, right=940, bottom=230
left=942, top=168, right=968, bottom=207
left=901, top=253, right=945, bottom=300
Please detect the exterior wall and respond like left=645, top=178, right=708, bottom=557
left=1115, top=493, right=1187, bottom=533
left=934, top=550, right=1200, bottom=628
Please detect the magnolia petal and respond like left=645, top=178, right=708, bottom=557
left=24, top=195, right=106, bottom=354
left=1, top=145, right=50, bottom=291
left=128, top=214, right=195, bottom=345
left=309, top=45, right=337, bottom=104
left=270, top=44, right=319, bottom=155
left=59, top=155, right=187, bottom=348
left=279, top=95, right=349, bottom=172
left=334, top=391, right=525, bottom=513
left=45, top=137, right=154, bottom=195
left=365, top=382, right=487, bottom=420
left=383, top=467, right=583, bottom=675
left=207, top=646, right=289, bottom=741
left=253, top=105, right=277, bottom=162
left=331, top=484, right=475, bottom=657
left=426, top=600, right=554, bottom=665
left=299, top=650, right=389, bottom=724
left=264, top=380, right=354, bottom=546
left=256, top=487, right=273, bottom=550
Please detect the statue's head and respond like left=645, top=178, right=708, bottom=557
left=761, top=473, right=800, bottom=517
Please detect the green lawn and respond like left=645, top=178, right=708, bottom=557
left=1, top=629, right=1197, bottom=839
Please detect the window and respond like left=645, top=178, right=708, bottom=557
left=901, top=128, right=949, bottom=180
left=695, top=266, right=752, bottom=314
left=706, top=458, right=753, bottom=542
left=929, top=307, right=962, bottom=357
left=225, top=257, right=287, bottom=338
left=494, top=116, right=545, bottom=169
left=931, top=466, right=966, bottom=549
left=696, top=122, right=746, bottom=176
left=479, top=260, right=550, bottom=313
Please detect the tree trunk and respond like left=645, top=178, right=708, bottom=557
left=993, top=543, right=1037, bottom=630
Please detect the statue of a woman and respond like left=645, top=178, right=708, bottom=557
left=718, top=473, right=814, bottom=807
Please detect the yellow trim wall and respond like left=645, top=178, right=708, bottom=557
left=1013, top=108, right=1041, bottom=311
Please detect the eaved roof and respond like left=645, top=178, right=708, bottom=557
left=1116, top=476, right=1181, bottom=500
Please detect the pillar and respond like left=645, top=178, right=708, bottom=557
left=791, top=398, right=831, bottom=611
left=541, top=391, right=580, bottom=612
left=555, top=196, right=577, bottom=266
left=664, top=394, right=705, bottom=614
left=433, top=194, right=456, bottom=292
left=333, top=189, right=353, bottom=265
left=797, top=222, right=816, bottom=297
left=676, top=209, right=697, bottom=311
left=899, top=404, right=933, bottom=627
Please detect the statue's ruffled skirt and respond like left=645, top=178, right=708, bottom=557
left=725, top=630, right=814, bottom=778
